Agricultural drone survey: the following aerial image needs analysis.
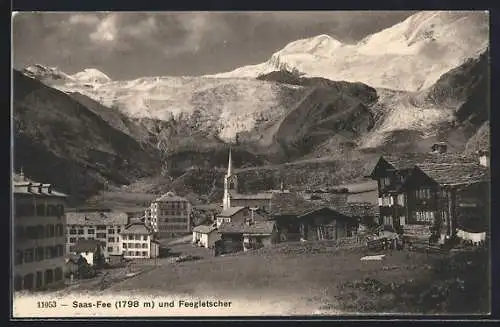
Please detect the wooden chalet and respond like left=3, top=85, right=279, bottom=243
left=368, top=148, right=490, bottom=245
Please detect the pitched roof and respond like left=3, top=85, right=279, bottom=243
left=66, top=211, right=128, bottom=226
left=417, top=163, right=490, bottom=186
left=219, top=206, right=246, bottom=217
left=74, top=239, right=102, bottom=252
left=120, top=223, right=152, bottom=235
left=154, top=192, right=189, bottom=202
left=192, top=224, right=217, bottom=233
left=219, top=221, right=276, bottom=235
left=334, top=202, right=380, bottom=218
left=268, top=192, right=318, bottom=216
left=381, top=153, right=477, bottom=170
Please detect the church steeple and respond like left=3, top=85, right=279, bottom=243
left=226, top=145, right=233, bottom=177
left=223, top=143, right=238, bottom=210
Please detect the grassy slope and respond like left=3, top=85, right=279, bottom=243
left=99, top=242, right=488, bottom=315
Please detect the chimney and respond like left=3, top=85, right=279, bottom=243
left=478, top=150, right=490, bottom=168
left=431, top=142, right=447, bottom=154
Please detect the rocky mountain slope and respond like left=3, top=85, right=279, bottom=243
left=211, top=11, right=489, bottom=92
left=13, top=69, right=161, bottom=204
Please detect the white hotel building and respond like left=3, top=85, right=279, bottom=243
left=121, top=223, right=159, bottom=259
left=147, top=192, right=192, bottom=239
left=65, top=211, right=128, bottom=259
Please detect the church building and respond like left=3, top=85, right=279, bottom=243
left=222, top=148, right=287, bottom=212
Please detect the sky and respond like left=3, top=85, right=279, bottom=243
left=12, top=11, right=416, bottom=80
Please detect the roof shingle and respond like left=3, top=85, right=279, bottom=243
left=219, top=206, right=246, bottom=217
left=268, top=192, right=318, bottom=216
left=192, top=224, right=217, bottom=233
left=219, top=221, right=276, bottom=235
left=382, top=153, right=478, bottom=170
left=417, top=163, right=490, bottom=186
left=66, top=212, right=128, bottom=226
left=120, top=223, right=152, bottom=235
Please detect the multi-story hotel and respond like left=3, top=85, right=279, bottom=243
left=65, top=211, right=128, bottom=259
left=13, top=173, right=67, bottom=291
left=149, top=192, right=192, bottom=239
left=121, top=222, right=159, bottom=259
left=144, top=207, right=157, bottom=233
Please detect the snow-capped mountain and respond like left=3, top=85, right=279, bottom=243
left=19, top=11, right=489, bottom=153
left=71, top=68, right=111, bottom=84
left=209, top=11, right=489, bottom=92
left=23, top=65, right=111, bottom=86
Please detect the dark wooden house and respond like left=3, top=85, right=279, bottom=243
left=297, top=207, right=359, bottom=241
left=368, top=150, right=490, bottom=244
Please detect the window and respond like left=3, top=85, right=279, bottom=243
left=56, top=224, right=64, bottom=236
left=46, top=224, right=55, bottom=238
left=414, top=211, right=434, bottom=223
left=97, top=225, right=106, bottom=230
left=15, top=250, right=23, bottom=265
left=69, top=229, right=77, bottom=235
left=56, top=205, right=64, bottom=217
left=45, top=247, right=52, bottom=259
left=415, top=188, right=432, bottom=200
left=77, top=229, right=84, bottom=235
left=36, top=225, right=45, bottom=239
left=56, top=245, right=64, bottom=257
left=108, top=237, right=115, bottom=243
left=36, top=204, right=46, bottom=216
left=35, top=247, right=45, bottom=261
left=397, top=194, right=405, bottom=206
left=107, top=247, right=113, bottom=252
left=135, top=235, right=141, bottom=241
left=88, top=229, right=95, bottom=234
left=24, top=249, right=34, bottom=263
left=69, top=246, right=75, bottom=253
left=96, top=233, right=106, bottom=239
left=45, top=269, right=54, bottom=285
left=142, top=235, right=148, bottom=241
left=142, top=243, right=148, bottom=249
left=400, top=216, right=406, bottom=226
left=46, top=204, right=57, bottom=216
left=142, top=251, right=147, bottom=257
left=383, top=216, right=393, bottom=226
left=123, top=243, right=127, bottom=249
left=108, top=229, right=115, bottom=234
left=69, top=237, right=76, bottom=243
left=135, top=251, right=140, bottom=256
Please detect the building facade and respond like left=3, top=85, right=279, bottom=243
left=192, top=225, right=220, bottom=248
left=121, top=223, right=159, bottom=259
left=149, top=192, right=192, bottom=239
left=369, top=148, right=490, bottom=244
left=65, top=211, right=128, bottom=259
left=13, top=175, right=67, bottom=291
